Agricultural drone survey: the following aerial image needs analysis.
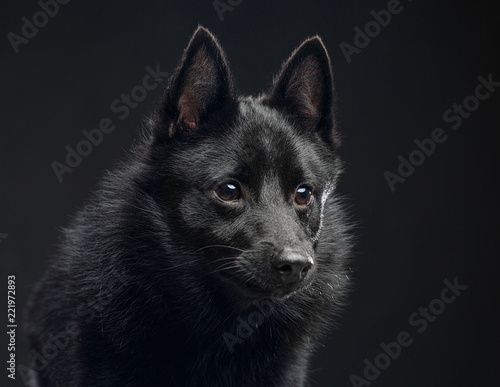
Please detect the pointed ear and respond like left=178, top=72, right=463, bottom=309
left=163, top=26, right=234, bottom=137
left=267, top=37, right=338, bottom=146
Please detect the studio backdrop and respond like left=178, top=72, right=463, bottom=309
left=1, top=1, right=499, bottom=386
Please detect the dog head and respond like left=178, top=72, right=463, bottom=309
left=147, top=27, right=344, bottom=299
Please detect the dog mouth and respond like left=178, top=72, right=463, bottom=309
left=216, top=269, right=314, bottom=300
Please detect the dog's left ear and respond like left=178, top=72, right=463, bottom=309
left=162, top=26, right=234, bottom=137
left=267, top=37, right=338, bottom=146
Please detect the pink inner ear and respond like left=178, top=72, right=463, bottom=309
left=178, top=93, right=201, bottom=131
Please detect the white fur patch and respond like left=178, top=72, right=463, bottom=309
left=312, top=181, right=335, bottom=243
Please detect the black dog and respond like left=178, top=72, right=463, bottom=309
left=25, top=27, right=353, bottom=386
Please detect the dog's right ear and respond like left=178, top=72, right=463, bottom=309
left=161, top=27, right=234, bottom=137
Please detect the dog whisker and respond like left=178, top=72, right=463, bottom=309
left=195, top=245, right=247, bottom=253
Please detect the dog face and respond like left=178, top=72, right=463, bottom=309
left=149, top=28, right=341, bottom=299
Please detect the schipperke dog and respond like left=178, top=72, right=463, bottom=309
left=25, top=27, right=352, bottom=386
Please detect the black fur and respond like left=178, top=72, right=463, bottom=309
left=26, top=27, right=353, bottom=387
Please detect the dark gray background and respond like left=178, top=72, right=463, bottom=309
left=1, top=0, right=499, bottom=386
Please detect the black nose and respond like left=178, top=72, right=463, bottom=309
left=272, top=249, right=314, bottom=284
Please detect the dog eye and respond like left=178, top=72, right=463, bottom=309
left=214, top=182, right=241, bottom=202
left=295, top=186, right=313, bottom=206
